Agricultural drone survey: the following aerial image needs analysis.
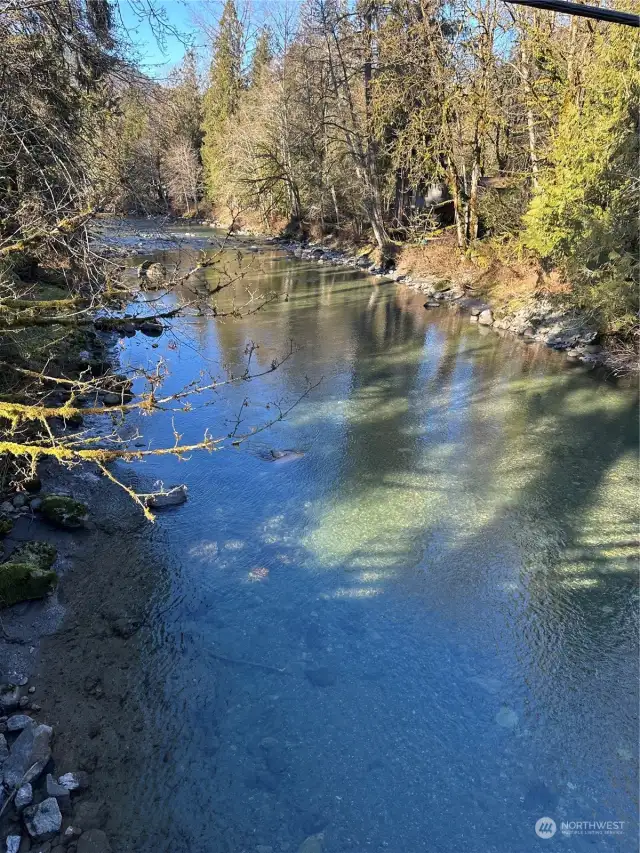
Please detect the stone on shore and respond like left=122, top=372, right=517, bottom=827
left=58, top=771, right=90, bottom=791
left=0, top=562, right=57, bottom=607
left=5, top=836, right=20, bottom=853
left=9, top=542, right=57, bottom=570
left=3, top=722, right=53, bottom=788
left=40, top=496, right=89, bottom=529
left=7, top=715, right=32, bottom=732
left=0, top=685, right=21, bottom=713
left=478, top=309, right=494, bottom=326
left=15, top=782, right=32, bottom=811
left=0, top=518, right=13, bottom=537
left=46, top=773, right=72, bottom=812
left=77, top=829, right=112, bottom=853
left=0, top=733, right=8, bottom=761
left=23, top=797, right=62, bottom=841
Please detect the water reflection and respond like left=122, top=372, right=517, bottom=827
left=106, top=239, right=637, bottom=853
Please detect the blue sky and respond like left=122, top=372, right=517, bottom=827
left=116, top=1, right=206, bottom=76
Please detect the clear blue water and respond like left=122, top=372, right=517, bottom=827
left=105, top=232, right=638, bottom=853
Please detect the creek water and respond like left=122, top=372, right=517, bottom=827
left=102, top=226, right=638, bottom=853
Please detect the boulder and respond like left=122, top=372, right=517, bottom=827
left=478, top=309, right=494, bottom=326
left=77, top=829, right=112, bottom=853
left=23, top=798, right=62, bottom=841
left=40, top=496, right=88, bottom=529
left=0, top=562, right=57, bottom=607
left=3, top=722, right=53, bottom=788
left=9, top=542, right=57, bottom=570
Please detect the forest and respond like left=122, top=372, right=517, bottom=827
left=109, top=0, right=639, bottom=339
left=0, top=0, right=638, bottom=344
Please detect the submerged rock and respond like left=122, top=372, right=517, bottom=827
left=139, top=320, right=164, bottom=337
left=259, top=449, right=305, bottom=464
left=23, top=797, right=62, bottom=841
left=77, top=829, right=112, bottom=853
left=40, top=496, right=88, bottom=529
left=298, top=834, right=324, bottom=853
left=495, top=706, right=519, bottom=729
left=0, top=561, right=57, bottom=607
left=305, top=666, right=336, bottom=687
left=144, top=485, right=187, bottom=508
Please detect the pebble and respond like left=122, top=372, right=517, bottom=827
left=58, top=771, right=90, bottom=791
left=28, top=686, right=36, bottom=694
left=46, top=774, right=71, bottom=812
left=19, top=696, right=30, bottom=709
left=15, top=782, right=32, bottom=811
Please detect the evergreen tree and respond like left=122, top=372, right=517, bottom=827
left=201, top=0, right=245, bottom=202
left=249, top=26, right=273, bottom=88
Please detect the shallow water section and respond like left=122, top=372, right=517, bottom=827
left=107, top=231, right=638, bottom=852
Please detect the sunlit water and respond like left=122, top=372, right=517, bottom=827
left=104, top=226, right=638, bottom=853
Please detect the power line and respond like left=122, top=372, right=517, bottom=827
left=503, top=0, right=639, bottom=26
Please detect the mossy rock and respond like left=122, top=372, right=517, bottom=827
left=0, top=518, right=13, bottom=538
left=40, top=495, right=88, bottom=529
left=10, top=541, right=57, bottom=570
left=0, top=562, right=57, bottom=608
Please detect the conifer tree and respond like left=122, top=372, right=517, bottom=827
left=201, top=0, right=245, bottom=202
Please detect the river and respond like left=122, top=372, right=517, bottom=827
left=64, top=225, right=640, bottom=852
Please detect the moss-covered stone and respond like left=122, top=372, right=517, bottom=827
left=10, top=541, right=57, bottom=569
left=40, top=495, right=88, bottom=529
left=0, top=517, right=13, bottom=537
left=0, top=562, right=57, bottom=607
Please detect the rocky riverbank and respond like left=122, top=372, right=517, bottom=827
left=277, top=239, right=628, bottom=374
left=0, top=451, right=160, bottom=853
